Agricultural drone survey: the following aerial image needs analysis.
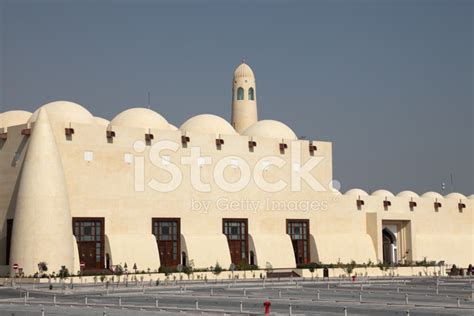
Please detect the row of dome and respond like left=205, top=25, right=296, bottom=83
left=0, top=101, right=297, bottom=140
left=344, top=189, right=473, bottom=200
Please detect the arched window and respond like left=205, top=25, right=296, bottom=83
left=237, top=87, right=244, bottom=100
left=248, top=87, right=255, bottom=100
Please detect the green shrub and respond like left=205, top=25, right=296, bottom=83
left=58, top=266, right=70, bottom=279
left=449, top=264, right=459, bottom=276
left=37, top=262, right=48, bottom=273
left=159, top=266, right=175, bottom=276
left=343, top=260, right=357, bottom=275
left=297, top=262, right=323, bottom=270
left=114, top=264, right=124, bottom=276
left=235, top=262, right=259, bottom=271
left=377, top=262, right=390, bottom=271
left=212, top=262, right=223, bottom=275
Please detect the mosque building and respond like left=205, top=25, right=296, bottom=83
left=0, top=62, right=472, bottom=276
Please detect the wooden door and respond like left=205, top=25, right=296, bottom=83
left=223, top=219, right=248, bottom=265
left=287, top=220, right=310, bottom=265
left=72, top=218, right=104, bottom=270
left=152, top=218, right=180, bottom=268
left=78, top=242, right=98, bottom=268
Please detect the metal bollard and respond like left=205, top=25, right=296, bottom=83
left=155, top=297, right=159, bottom=308
left=327, top=282, right=330, bottom=289
left=317, top=289, right=320, bottom=300
left=457, top=297, right=460, bottom=308
left=85, top=296, right=88, bottom=305
left=24, top=293, right=27, bottom=305
left=240, top=301, right=243, bottom=312
left=359, top=292, right=362, bottom=303
left=289, top=303, right=292, bottom=316
left=119, top=297, right=122, bottom=307
left=210, top=288, right=213, bottom=296
left=41, top=307, right=45, bottom=316
left=53, top=295, right=56, bottom=305
left=397, top=287, right=400, bottom=293
left=343, top=306, right=347, bottom=316
left=103, top=311, right=106, bottom=316
left=195, top=299, right=199, bottom=310
left=405, top=293, right=409, bottom=305
left=279, top=290, right=282, bottom=298
left=406, top=310, right=410, bottom=316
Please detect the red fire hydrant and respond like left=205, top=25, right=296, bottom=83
left=352, top=275, right=356, bottom=282
left=263, top=301, right=271, bottom=314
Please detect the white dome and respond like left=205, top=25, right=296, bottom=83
left=396, top=191, right=419, bottom=198
left=469, top=195, right=474, bottom=200
left=371, top=189, right=394, bottom=197
left=0, top=110, right=32, bottom=128
left=180, top=114, right=237, bottom=136
left=445, top=192, right=467, bottom=200
left=111, top=108, right=170, bottom=130
left=421, top=191, right=444, bottom=199
left=169, top=124, right=178, bottom=131
left=344, top=188, right=369, bottom=197
left=234, top=62, right=255, bottom=79
left=29, top=101, right=95, bottom=125
left=94, top=117, right=110, bottom=126
left=242, top=120, right=297, bottom=140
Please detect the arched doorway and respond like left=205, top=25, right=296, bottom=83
left=182, top=252, right=187, bottom=266
left=382, top=228, right=397, bottom=264
left=249, top=251, right=255, bottom=266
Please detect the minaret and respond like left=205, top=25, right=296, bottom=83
left=9, top=109, right=75, bottom=276
left=231, top=61, right=258, bottom=133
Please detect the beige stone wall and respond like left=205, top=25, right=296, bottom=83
left=0, top=124, right=29, bottom=265
left=0, top=120, right=472, bottom=276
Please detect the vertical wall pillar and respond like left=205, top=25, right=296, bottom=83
left=9, top=109, right=75, bottom=276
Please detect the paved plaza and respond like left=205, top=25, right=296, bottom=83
left=0, top=276, right=472, bottom=315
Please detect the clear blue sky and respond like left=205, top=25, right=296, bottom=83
left=0, top=0, right=472, bottom=195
